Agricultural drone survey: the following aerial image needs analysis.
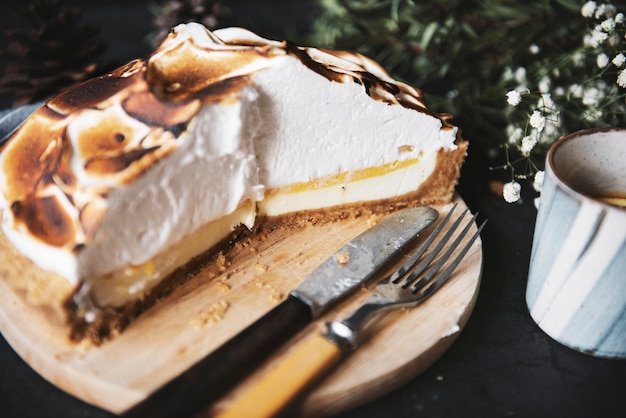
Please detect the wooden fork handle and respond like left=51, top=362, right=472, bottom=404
left=122, top=295, right=312, bottom=418
left=217, top=334, right=342, bottom=418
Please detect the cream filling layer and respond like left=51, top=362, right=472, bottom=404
left=79, top=202, right=255, bottom=312
left=258, top=152, right=438, bottom=216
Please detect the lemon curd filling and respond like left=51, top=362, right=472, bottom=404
left=83, top=201, right=256, bottom=311
left=275, top=157, right=422, bottom=194
left=259, top=154, right=438, bottom=216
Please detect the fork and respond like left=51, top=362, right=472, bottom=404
left=217, top=205, right=486, bottom=418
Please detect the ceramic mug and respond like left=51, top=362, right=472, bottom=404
left=526, top=128, right=626, bottom=359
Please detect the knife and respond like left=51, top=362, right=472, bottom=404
left=0, top=101, right=45, bottom=146
left=122, top=206, right=438, bottom=418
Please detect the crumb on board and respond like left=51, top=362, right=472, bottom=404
left=252, top=281, right=284, bottom=303
left=216, top=252, right=229, bottom=272
left=268, top=290, right=283, bottom=303
left=367, top=214, right=382, bottom=227
left=190, top=300, right=230, bottom=327
left=334, top=251, right=350, bottom=265
left=254, top=262, right=269, bottom=272
left=216, top=279, right=230, bottom=292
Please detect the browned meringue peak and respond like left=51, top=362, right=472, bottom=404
left=148, top=25, right=444, bottom=119
left=1, top=71, right=196, bottom=251
left=146, top=28, right=278, bottom=103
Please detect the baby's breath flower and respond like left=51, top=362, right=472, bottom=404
left=503, top=182, right=522, bottom=203
left=583, top=107, right=604, bottom=121
left=514, top=67, right=527, bottom=86
left=507, top=125, right=524, bottom=144
left=583, top=86, right=601, bottom=105
left=597, top=53, right=610, bottom=67
left=590, top=26, right=610, bottom=46
left=521, top=136, right=537, bottom=155
left=529, top=110, right=546, bottom=132
left=572, top=51, right=586, bottom=66
left=616, top=12, right=624, bottom=23
left=601, top=17, right=616, bottom=32
left=533, top=171, right=545, bottom=192
left=582, top=1, right=597, bottom=18
left=506, top=90, right=522, bottom=106
left=568, top=83, right=584, bottom=98
left=539, top=93, right=557, bottom=112
left=617, top=69, right=626, bottom=87
left=612, top=53, right=626, bottom=67
left=542, top=118, right=561, bottom=142
left=538, top=76, right=551, bottom=93
left=502, top=67, right=514, bottom=82
left=529, top=44, right=540, bottom=54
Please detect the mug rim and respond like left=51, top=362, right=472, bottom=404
left=547, top=127, right=626, bottom=211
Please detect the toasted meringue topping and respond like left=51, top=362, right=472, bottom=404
left=0, top=23, right=459, bottom=309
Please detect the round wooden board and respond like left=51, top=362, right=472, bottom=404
left=0, top=195, right=482, bottom=417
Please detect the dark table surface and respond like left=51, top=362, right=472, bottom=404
left=2, top=1, right=626, bottom=417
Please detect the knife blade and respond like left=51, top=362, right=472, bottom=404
left=122, top=207, right=438, bottom=418
left=0, top=101, right=45, bottom=146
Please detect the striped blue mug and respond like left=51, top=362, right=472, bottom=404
left=527, top=128, right=626, bottom=358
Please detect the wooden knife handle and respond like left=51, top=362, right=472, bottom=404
left=121, top=294, right=313, bottom=418
left=217, top=334, right=342, bottom=418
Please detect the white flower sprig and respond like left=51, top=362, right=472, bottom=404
left=506, top=90, right=522, bottom=106
left=497, top=0, right=626, bottom=204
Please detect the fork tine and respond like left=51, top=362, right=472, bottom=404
left=399, top=206, right=471, bottom=288
left=330, top=208, right=485, bottom=346
left=419, top=218, right=487, bottom=297
left=388, top=203, right=459, bottom=284
left=409, top=210, right=478, bottom=292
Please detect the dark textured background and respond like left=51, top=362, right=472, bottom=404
left=1, top=1, right=625, bottom=417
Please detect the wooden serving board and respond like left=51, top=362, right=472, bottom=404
left=0, top=195, right=482, bottom=417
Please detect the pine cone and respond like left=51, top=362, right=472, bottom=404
left=0, top=0, right=110, bottom=107
left=151, top=0, right=232, bottom=47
